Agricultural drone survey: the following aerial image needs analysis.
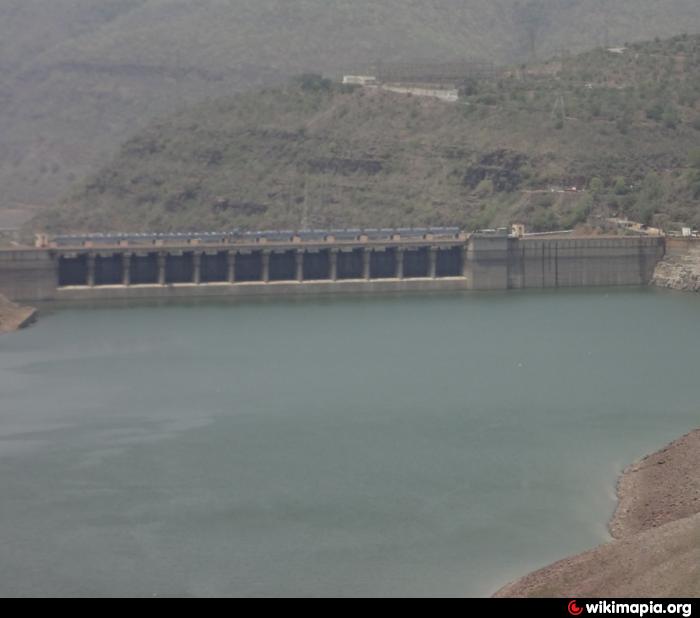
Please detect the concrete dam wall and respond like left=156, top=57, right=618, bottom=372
left=0, top=232, right=666, bottom=303
left=469, top=236, right=664, bottom=290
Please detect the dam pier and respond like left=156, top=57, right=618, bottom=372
left=0, top=228, right=665, bottom=303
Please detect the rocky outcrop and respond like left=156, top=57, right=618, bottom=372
left=0, top=293, right=36, bottom=334
left=495, top=430, right=700, bottom=598
left=652, top=250, right=700, bottom=292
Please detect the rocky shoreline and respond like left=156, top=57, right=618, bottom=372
left=0, top=293, right=36, bottom=334
left=494, top=430, right=700, bottom=598
left=653, top=254, right=700, bottom=292
left=610, top=430, right=700, bottom=539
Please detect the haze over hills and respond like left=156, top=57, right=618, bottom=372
left=4, top=0, right=700, bottom=220
left=38, top=34, right=700, bottom=234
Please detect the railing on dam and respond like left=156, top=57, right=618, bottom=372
left=43, top=227, right=463, bottom=249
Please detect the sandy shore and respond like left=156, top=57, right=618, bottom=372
left=495, top=430, right=700, bottom=598
left=0, top=293, right=36, bottom=334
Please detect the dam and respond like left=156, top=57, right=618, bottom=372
left=0, top=228, right=665, bottom=303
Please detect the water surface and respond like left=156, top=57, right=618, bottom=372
left=0, top=288, right=698, bottom=597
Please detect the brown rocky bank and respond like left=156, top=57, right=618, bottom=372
left=653, top=254, right=700, bottom=293
left=0, top=293, right=36, bottom=334
left=495, top=430, right=700, bottom=598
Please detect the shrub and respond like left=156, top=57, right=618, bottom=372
left=563, top=195, right=593, bottom=228
left=688, top=149, right=700, bottom=170
left=296, top=73, right=332, bottom=92
left=662, top=106, right=680, bottom=129
left=474, top=179, right=495, bottom=197
left=459, top=78, right=479, bottom=97
left=646, top=102, right=664, bottom=122
left=532, top=207, right=559, bottom=231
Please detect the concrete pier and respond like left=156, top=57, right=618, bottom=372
left=0, top=229, right=667, bottom=303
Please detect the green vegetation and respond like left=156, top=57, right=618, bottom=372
left=37, top=35, right=700, bottom=233
left=3, top=0, right=700, bottom=216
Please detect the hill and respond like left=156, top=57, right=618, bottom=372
left=4, top=0, right=700, bottom=219
left=37, top=34, right=700, bottom=234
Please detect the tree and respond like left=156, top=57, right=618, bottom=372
left=588, top=177, right=604, bottom=194
left=564, top=194, right=593, bottom=228
left=632, top=173, right=664, bottom=224
left=689, top=149, right=700, bottom=170
left=688, top=150, right=700, bottom=198
left=613, top=177, right=629, bottom=195
left=532, top=207, right=558, bottom=231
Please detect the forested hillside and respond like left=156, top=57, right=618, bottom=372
left=3, top=0, right=700, bottom=218
left=39, top=34, right=700, bottom=234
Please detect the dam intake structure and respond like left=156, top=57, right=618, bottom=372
left=0, top=228, right=665, bottom=303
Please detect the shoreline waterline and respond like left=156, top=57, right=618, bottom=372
left=495, top=429, right=700, bottom=598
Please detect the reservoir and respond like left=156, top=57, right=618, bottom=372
left=0, top=288, right=698, bottom=597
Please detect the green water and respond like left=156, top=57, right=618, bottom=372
left=0, top=288, right=698, bottom=597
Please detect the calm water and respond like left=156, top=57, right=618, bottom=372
left=0, top=288, right=698, bottom=597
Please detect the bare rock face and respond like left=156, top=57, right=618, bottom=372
left=0, top=293, right=36, bottom=334
left=652, top=253, right=700, bottom=292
